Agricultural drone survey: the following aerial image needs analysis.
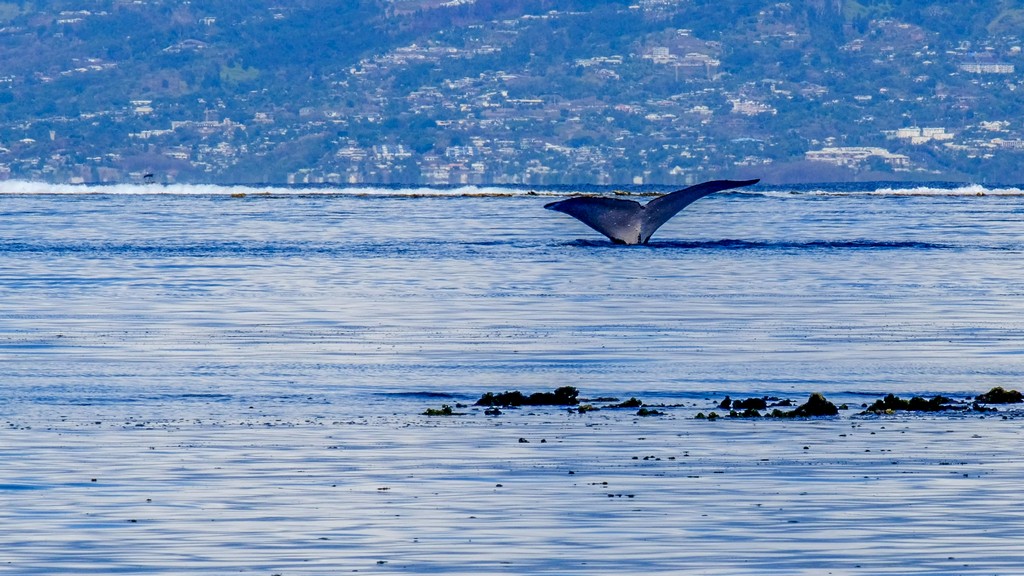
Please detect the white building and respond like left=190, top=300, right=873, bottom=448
left=883, top=126, right=954, bottom=144
left=806, top=147, right=910, bottom=170
left=960, top=63, right=1014, bottom=74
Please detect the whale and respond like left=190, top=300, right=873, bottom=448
left=544, top=179, right=759, bottom=245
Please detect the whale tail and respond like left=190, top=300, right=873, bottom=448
left=545, top=179, right=759, bottom=245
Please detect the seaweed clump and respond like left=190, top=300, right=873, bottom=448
left=787, top=393, right=840, bottom=417
left=721, top=396, right=792, bottom=412
left=719, top=393, right=838, bottom=418
left=720, top=396, right=772, bottom=410
left=975, top=387, right=1023, bottom=404
left=476, top=386, right=580, bottom=407
left=733, top=397, right=768, bottom=410
left=770, top=391, right=839, bottom=414
left=423, top=404, right=457, bottom=416
left=608, top=397, right=644, bottom=409
left=862, top=393, right=962, bottom=415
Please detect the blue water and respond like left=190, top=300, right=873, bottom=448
left=1, top=183, right=1023, bottom=417
left=4, top=183, right=1024, bottom=576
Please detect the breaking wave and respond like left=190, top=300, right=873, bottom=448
left=870, top=184, right=1024, bottom=196
left=758, top=182, right=1024, bottom=197
left=0, top=181, right=561, bottom=197
left=3, top=180, right=1023, bottom=198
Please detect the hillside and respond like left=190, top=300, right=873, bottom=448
left=2, top=0, right=1024, bottom=185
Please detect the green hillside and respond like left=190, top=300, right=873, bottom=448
left=1, top=0, right=1023, bottom=184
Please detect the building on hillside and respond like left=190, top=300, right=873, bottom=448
left=884, top=127, right=954, bottom=144
left=805, top=147, right=910, bottom=170
left=960, top=62, right=1014, bottom=74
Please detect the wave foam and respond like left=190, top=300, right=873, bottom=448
left=871, top=184, right=1024, bottom=196
left=0, top=181, right=559, bottom=197
left=3, top=180, right=1024, bottom=197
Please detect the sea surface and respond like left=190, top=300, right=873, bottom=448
left=2, top=181, right=1024, bottom=574
left=3, top=181, right=1023, bottom=410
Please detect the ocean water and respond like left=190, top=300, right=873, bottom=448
left=2, top=181, right=1024, bottom=574
left=3, top=182, right=1022, bottom=411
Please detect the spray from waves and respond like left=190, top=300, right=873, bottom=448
left=0, top=180, right=566, bottom=198
left=759, top=183, right=1024, bottom=197
left=0, top=180, right=225, bottom=195
left=4, top=180, right=1024, bottom=197
left=870, top=184, right=1024, bottom=196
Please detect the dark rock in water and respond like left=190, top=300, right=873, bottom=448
left=862, top=393, right=962, bottom=414
left=636, top=407, right=663, bottom=416
left=733, top=397, right=768, bottom=410
left=718, top=396, right=732, bottom=409
left=476, top=386, right=579, bottom=407
left=484, top=407, right=502, bottom=416
left=975, top=386, right=1023, bottom=404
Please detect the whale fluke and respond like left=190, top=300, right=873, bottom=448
left=544, top=179, right=759, bottom=245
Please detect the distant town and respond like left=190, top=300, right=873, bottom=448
left=2, top=0, right=1024, bottom=185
